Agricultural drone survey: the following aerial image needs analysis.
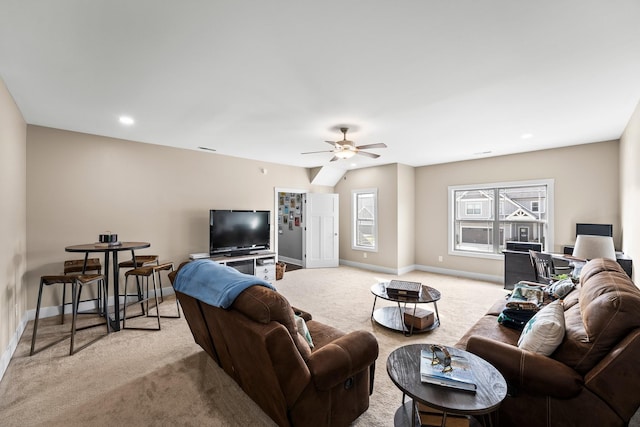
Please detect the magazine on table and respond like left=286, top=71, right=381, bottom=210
left=420, top=349, right=477, bottom=392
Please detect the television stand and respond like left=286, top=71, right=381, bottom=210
left=209, top=251, right=277, bottom=283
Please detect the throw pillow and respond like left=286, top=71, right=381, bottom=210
left=294, top=314, right=314, bottom=349
left=517, top=300, right=565, bottom=356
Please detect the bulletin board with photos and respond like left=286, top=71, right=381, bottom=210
left=278, top=192, right=303, bottom=233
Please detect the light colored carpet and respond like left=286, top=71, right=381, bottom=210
left=0, top=265, right=560, bottom=425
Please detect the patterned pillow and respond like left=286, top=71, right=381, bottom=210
left=517, top=300, right=565, bottom=355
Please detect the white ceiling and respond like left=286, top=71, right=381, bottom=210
left=2, top=1, right=640, bottom=171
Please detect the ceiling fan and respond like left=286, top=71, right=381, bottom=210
left=302, top=127, right=387, bottom=162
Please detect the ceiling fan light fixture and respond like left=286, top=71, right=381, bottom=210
left=334, top=149, right=356, bottom=159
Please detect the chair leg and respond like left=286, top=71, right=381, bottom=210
left=61, top=282, right=67, bottom=325
left=70, top=276, right=110, bottom=356
left=122, top=274, right=131, bottom=329
left=102, top=277, right=110, bottom=335
left=151, top=271, right=161, bottom=330
left=30, top=279, right=46, bottom=356
left=154, top=264, right=181, bottom=318
left=70, top=281, right=79, bottom=355
left=135, top=275, right=145, bottom=315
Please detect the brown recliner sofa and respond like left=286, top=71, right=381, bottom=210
left=168, top=264, right=379, bottom=427
left=456, top=258, right=640, bottom=427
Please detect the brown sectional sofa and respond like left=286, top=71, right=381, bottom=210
left=169, top=265, right=379, bottom=427
left=456, top=258, right=640, bottom=427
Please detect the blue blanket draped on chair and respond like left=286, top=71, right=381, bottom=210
left=173, top=259, right=276, bottom=308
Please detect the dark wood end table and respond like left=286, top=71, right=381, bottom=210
left=387, top=344, right=507, bottom=427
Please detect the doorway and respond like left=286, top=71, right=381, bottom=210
left=275, top=188, right=305, bottom=268
left=274, top=189, right=340, bottom=269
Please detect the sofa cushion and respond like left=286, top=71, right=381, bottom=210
left=455, top=314, right=522, bottom=350
left=553, top=258, right=640, bottom=374
left=518, top=300, right=565, bottom=355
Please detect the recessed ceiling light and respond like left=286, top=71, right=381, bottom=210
left=521, top=133, right=533, bottom=139
left=119, top=116, right=134, bottom=125
left=198, top=146, right=217, bottom=152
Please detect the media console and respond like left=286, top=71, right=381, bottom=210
left=209, top=250, right=277, bottom=283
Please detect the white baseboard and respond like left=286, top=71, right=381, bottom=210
left=339, top=259, right=503, bottom=284
left=0, top=311, right=28, bottom=383
left=278, top=255, right=302, bottom=266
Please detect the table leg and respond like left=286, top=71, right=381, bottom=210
left=407, top=304, right=418, bottom=336
left=370, top=295, right=378, bottom=318
left=440, top=411, right=447, bottom=427
left=396, top=301, right=407, bottom=334
left=411, top=399, right=417, bottom=427
left=110, top=251, right=121, bottom=331
left=433, top=300, right=441, bottom=325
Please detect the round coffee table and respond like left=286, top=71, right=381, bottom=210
left=370, top=282, right=441, bottom=336
left=387, top=344, right=507, bottom=427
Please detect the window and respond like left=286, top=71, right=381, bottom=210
left=466, top=202, right=482, bottom=215
left=448, top=180, right=554, bottom=258
left=531, top=201, right=539, bottom=212
left=352, top=188, right=378, bottom=251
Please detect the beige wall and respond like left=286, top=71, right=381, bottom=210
left=397, top=164, right=415, bottom=270
left=415, top=141, right=620, bottom=281
left=26, top=126, right=331, bottom=310
left=335, top=164, right=399, bottom=270
left=335, top=163, right=415, bottom=272
left=620, top=100, right=640, bottom=281
left=0, top=78, right=27, bottom=366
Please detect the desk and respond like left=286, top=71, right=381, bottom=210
left=387, top=344, right=506, bottom=427
left=65, top=241, right=150, bottom=331
left=504, top=249, right=633, bottom=289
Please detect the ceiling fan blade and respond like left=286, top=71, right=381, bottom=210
left=325, top=140, right=338, bottom=146
left=329, top=156, right=340, bottom=162
left=356, top=143, right=387, bottom=150
left=356, top=151, right=381, bottom=159
left=301, top=150, right=334, bottom=155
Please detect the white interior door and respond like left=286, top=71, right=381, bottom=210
left=304, top=193, right=339, bottom=268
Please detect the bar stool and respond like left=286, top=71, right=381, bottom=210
left=121, top=261, right=181, bottom=330
left=118, top=255, right=159, bottom=307
left=64, top=258, right=103, bottom=316
left=118, top=255, right=159, bottom=269
left=122, top=265, right=162, bottom=331
left=31, top=273, right=109, bottom=356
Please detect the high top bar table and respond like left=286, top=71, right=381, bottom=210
left=65, top=241, right=150, bottom=331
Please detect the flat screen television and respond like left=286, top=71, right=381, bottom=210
left=209, top=210, right=271, bottom=256
left=576, top=223, right=613, bottom=237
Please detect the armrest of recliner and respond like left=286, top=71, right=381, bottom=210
left=466, top=335, right=583, bottom=398
left=307, top=330, right=379, bottom=391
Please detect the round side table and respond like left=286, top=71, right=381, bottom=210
left=387, top=344, right=507, bottom=427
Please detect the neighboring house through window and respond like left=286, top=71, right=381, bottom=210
left=352, top=188, right=378, bottom=251
left=448, top=180, right=554, bottom=258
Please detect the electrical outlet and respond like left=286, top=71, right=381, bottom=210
left=438, top=255, right=443, bottom=262
left=363, top=252, right=367, bottom=259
